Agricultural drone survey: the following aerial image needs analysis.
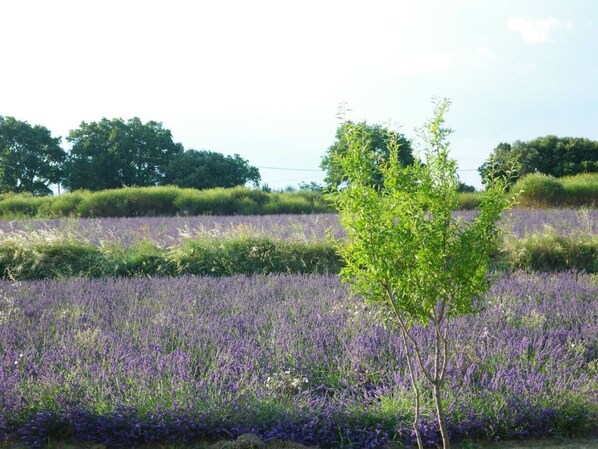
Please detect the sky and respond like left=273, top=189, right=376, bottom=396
left=1, top=0, right=597, bottom=189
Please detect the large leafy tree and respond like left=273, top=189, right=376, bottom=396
left=163, top=149, right=260, bottom=189
left=479, top=135, right=598, bottom=183
left=321, top=121, right=414, bottom=190
left=0, top=116, right=65, bottom=195
left=329, top=99, right=513, bottom=449
left=64, top=117, right=183, bottom=191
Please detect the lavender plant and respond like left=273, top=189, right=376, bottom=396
left=0, top=272, right=596, bottom=447
left=329, top=98, right=513, bottom=449
left=1, top=209, right=598, bottom=247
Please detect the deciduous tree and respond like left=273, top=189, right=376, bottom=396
left=64, top=117, right=183, bottom=191
left=321, top=121, right=413, bottom=190
left=163, top=149, right=260, bottom=189
left=479, top=136, right=598, bottom=183
left=329, top=98, right=513, bottom=449
left=0, top=116, right=65, bottom=195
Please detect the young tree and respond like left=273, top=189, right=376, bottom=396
left=329, top=98, right=513, bottom=449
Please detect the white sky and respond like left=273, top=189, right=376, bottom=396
left=1, top=0, right=597, bottom=189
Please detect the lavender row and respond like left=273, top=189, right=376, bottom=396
left=1, top=272, right=596, bottom=447
left=1, top=209, right=597, bottom=247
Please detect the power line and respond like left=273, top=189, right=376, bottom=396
left=257, top=166, right=323, bottom=172
left=258, top=165, right=479, bottom=173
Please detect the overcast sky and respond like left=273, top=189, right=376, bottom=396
left=1, top=0, right=597, bottom=189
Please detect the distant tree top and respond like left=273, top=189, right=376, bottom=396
left=479, top=135, right=598, bottom=184
left=0, top=116, right=65, bottom=196
left=163, top=149, right=260, bottom=190
left=64, top=117, right=183, bottom=191
left=321, top=121, right=414, bottom=190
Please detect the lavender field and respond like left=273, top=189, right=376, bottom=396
left=1, top=271, right=597, bottom=448
left=1, top=209, right=597, bottom=247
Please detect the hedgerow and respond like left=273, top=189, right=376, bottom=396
left=0, top=233, right=596, bottom=280
left=0, top=186, right=334, bottom=219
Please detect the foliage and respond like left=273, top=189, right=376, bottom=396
left=502, top=232, right=598, bottom=273
left=298, top=181, right=325, bottom=192
left=163, top=149, right=261, bottom=189
left=170, top=237, right=341, bottom=277
left=479, top=136, right=598, bottom=183
left=1, top=272, right=596, bottom=447
left=0, top=116, right=66, bottom=195
left=329, top=98, right=512, bottom=449
left=0, top=235, right=341, bottom=280
left=1, top=228, right=598, bottom=280
left=63, top=117, right=184, bottom=191
left=457, top=182, right=476, bottom=193
left=457, top=192, right=482, bottom=209
left=514, top=173, right=598, bottom=208
left=0, top=186, right=334, bottom=218
left=514, top=173, right=566, bottom=208
left=320, top=120, right=413, bottom=190
left=560, top=173, right=598, bottom=207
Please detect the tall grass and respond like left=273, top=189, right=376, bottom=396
left=0, top=234, right=342, bottom=280
left=0, top=230, right=597, bottom=280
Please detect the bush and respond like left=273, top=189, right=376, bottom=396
left=502, top=232, right=598, bottom=273
left=0, top=231, right=598, bottom=280
left=514, top=173, right=566, bottom=208
left=560, top=173, right=598, bottom=207
left=0, top=194, right=51, bottom=218
left=0, top=186, right=335, bottom=219
left=170, top=237, right=342, bottom=276
left=0, top=237, right=343, bottom=280
left=48, top=190, right=89, bottom=216
left=0, top=240, right=102, bottom=280
left=456, top=192, right=481, bottom=210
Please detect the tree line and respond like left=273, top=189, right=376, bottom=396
left=479, top=135, right=598, bottom=183
left=0, top=116, right=261, bottom=195
left=2, top=114, right=597, bottom=196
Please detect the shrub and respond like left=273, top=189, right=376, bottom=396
left=514, top=173, right=566, bottom=208
left=456, top=192, right=481, bottom=210
left=0, top=194, right=50, bottom=218
left=502, top=232, right=598, bottom=273
left=48, top=190, right=89, bottom=217
left=170, top=237, right=341, bottom=276
left=560, top=173, right=598, bottom=207
left=0, top=240, right=102, bottom=280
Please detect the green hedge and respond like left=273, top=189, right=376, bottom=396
left=0, top=233, right=596, bottom=280
left=514, top=173, right=598, bottom=208
left=0, top=186, right=334, bottom=219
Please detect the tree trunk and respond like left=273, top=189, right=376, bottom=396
left=400, top=329, right=424, bottom=449
left=432, top=382, right=450, bottom=449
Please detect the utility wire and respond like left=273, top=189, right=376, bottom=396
left=258, top=165, right=479, bottom=173
left=257, top=166, right=323, bottom=172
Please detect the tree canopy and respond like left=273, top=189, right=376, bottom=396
left=163, top=149, right=261, bottom=189
left=0, top=116, right=65, bottom=196
left=479, top=135, right=598, bottom=183
left=320, top=121, right=414, bottom=190
left=64, top=117, right=184, bottom=191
